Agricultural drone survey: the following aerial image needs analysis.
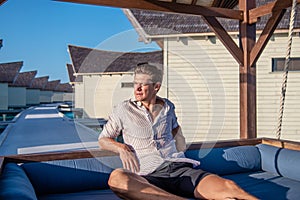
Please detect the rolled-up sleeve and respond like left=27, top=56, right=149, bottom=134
left=166, top=99, right=179, bottom=130
left=98, top=105, right=122, bottom=140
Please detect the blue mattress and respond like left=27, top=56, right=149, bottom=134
left=223, top=171, right=300, bottom=200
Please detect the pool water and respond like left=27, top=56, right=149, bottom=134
left=61, top=111, right=74, bottom=119
left=0, top=114, right=16, bottom=121
left=0, top=124, right=7, bottom=134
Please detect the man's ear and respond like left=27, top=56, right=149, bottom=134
left=154, top=82, right=161, bottom=92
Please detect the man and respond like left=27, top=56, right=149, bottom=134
left=98, top=63, right=257, bottom=200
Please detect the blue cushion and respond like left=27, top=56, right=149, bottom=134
left=38, top=189, right=120, bottom=200
left=0, top=163, right=38, bottom=200
left=223, top=171, right=300, bottom=200
left=257, top=144, right=300, bottom=182
left=185, top=145, right=261, bottom=175
left=22, top=162, right=110, bottom=195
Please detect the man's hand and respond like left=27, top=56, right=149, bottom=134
left=99, top=137, right=140, bottom=173
left=118, top=144, right=140, bottom=173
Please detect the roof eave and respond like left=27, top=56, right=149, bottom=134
left=75, top=72, right=134, bottom=76
left=123, top=9, right=152, bottom=44
left=140, top=28, right=300, bottom=40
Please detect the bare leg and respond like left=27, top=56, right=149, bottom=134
left=194, top=174, right=258, bottom=200
left=108, top=168, right=186, bottom=200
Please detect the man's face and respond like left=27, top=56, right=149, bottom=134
left=133, top=74, right=158, bottom=102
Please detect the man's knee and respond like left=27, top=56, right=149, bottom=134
left=194, top=175, right=241, bottom=199
left=223, top=179, right=239, bottom=190
left=108, top=168, right=130, bottom=190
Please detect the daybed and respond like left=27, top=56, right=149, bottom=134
left=1, top=138, right=300, bottom=200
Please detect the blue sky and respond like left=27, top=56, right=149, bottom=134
left=0, top=0, right=159, bottom=83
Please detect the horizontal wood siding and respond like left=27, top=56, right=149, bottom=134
left=83, top=74, right=134, bottom=119
left=63, top=93, right=73, bottom=102
left=52, top=92, right=64, bottom=102
left=78, top=74, right=165, bottom=120
left=257, top=35, right=300, bottom=141
left=39, top=91, right=53, bottom=103
left=166, top=34, right=300, bottom=142
left=0, top=83, right=8, bottom=110
left=165, top=37, right=239, bottom=143
left=74, top=83, right=84, bottom=109
left=26, top=89, right=40, bottom=105
left=8, top=87, right=26, bottom=107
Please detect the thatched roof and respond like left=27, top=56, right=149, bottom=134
left=0, top=61, right=23, bottom=83
left=55, top=83, right=73, bottom=93
left=30, top=76, right=49, bottom=90
left=13, top=71, right=37, bottom=87
left=68, top=45, right=163, bottom=74
left=44, top=80, right=60, bottom=91
left=124, top=0, right=300, bottom=39
left=66, top=63, right=82, bottom=83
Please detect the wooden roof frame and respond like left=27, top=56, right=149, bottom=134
left=0, top=0, right=6, bottom=6
left=55, top=0, right=298, bottom=139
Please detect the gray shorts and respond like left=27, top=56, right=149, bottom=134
left=142, top=161, right=211, bottom=198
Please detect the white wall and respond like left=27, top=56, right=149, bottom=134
left=165, top=34, right=300, bottom=142
left=52, top=92, right=73, bottom=103
left=0, top=83, right=8, bottom=110
left=75, top=83, right=84, bottom=109
left=40, top=91, right=53, bottom=103
left=52, top=92, right=64, bottom=102
left=63, top=92, right=73, bottom=102
left=74, top=71, right=167, bottom=120
left=83, top=74, right=134, bottom=118
left=256, top=34, right=300, bottom=141
left=165, top=36, right=238, bottom=143
left=8, top=87, right=26, bottom=108
left=26, top=89, right=40, bottom=105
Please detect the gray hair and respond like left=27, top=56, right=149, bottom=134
left=134, top=62, right=163, bottom=83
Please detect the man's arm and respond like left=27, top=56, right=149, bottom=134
left=172, top=126, right=186, bottom=152
left=98, top=137, right=140, bottom=173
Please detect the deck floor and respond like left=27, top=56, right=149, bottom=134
left=0, top=104, right=100, bottom=155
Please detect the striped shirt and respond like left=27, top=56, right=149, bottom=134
left=99, top=97, right=200, bottom=175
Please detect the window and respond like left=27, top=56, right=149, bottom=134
left=272, top=58, right=300, bottom=72
left=121, top=82, right=134, bottom=88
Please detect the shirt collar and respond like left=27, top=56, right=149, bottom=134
left=130, top=98, right=143, bottom=107
left=130, top=97, right=165, bottom=108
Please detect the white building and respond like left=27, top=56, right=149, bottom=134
left=0, top=61, right=23, bottom=110
left=67, top=63, right=83, bottom=109
left=124, top=3, right=300, bottom=142
left=68, top=45, right=163, bottom=118
left=53, top=83, right=73, bottom=103
left=11, top=70, right=37, bottom=108
left=30, top=76, right=49, bottom=105
left=0, top=83, right=8, bottom=110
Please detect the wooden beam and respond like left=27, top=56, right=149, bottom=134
left=250, top=9, right=286, bottom=67
left=212, top=0, right=220, bottom=7
left=155, top=40, right=164, bottom=49
left=191, top=0, right=198, bottom=6
left=239, top=0, right=257, bottom=139
left=188, top=138, right=262, bottom=150
left=202, top=16, right=244, bottom=66
left=56, top=0, right=170, bottom=11
left=145, top=0, right=243, bottom=20
left=4, top=149, right=118, bottom=163
left=249, top=0, right=300, bottom=24
left=0, top=0, right=6, bottom=6
left=262, top=138, right=300, bottom=151
left=56, top=0, right=243, bottom=20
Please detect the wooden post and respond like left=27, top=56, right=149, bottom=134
left=239, top=0, right=257, bottom=139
